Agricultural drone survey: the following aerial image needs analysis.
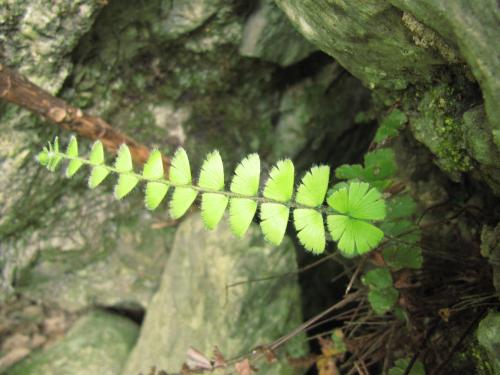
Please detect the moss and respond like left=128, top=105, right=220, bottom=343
left=450, top=336, right=495, bottom=375
left=406, top=83, right=473, bottom=179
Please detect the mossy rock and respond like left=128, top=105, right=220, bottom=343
left=7, top=310, right=139, bottom=375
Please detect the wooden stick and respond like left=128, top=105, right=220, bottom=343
left=0, top=64, right=170, bottom=173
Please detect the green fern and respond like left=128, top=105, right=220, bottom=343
left=36, top=137, right=387, bottom=256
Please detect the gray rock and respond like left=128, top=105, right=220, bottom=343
left=272, top=62, right=370, bottom=166
left=0, top=0, right=103, bottom=93
left=123, top=214, right=306, bottom=375
left=0, top=0, right=104, bottom=296
left=240, top=0, right=316, bottom=66
left=476, top=311, right=500, bottom=374
left=6, top=310, right=139, bottom=375
left=389, top=0, right=500, bottom=149
left=274, top=0, right=444, bottom=90
left=16, top=209, right=175, bottom=312
left=480, top=224, right=500, bottom=293
left=158, top=0, right=223, bottom=40
left=463, top=106, right=500, bottom=195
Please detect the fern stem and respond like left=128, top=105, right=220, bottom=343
left=50, top=151, right=334, bottom=214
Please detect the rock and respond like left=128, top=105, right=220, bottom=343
left=389, top=0, right=500, bottom=149
left=123, top=214, right=306, bottom=375
left=239, top=0, right=316, bottom=66
left=7, top=310, right=139, bottom=375
left=15, top=211, right=175, bottom=312
left=158, top=0, right=223, bottom=40
left=463, top=106, right=500, bottom=195
left=274, top=0, right=444, bottom=90
left=476, top=311, right=500, bottom=374
left=408, top=83, right=472, bottom=182
left=0, top=0, right=103, bottom=93
left=272, top=63, right=370, bottom=166
left=480, top=224, right=500, bottom=293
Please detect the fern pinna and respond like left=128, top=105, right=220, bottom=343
left=37, top=136, right=387, bottom=256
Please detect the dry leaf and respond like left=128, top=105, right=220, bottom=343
left=213, top=346, right=227, bottom=368
left=186, top=347, right=212, bottom=370
left=235, top=359, right=254, bottom=375
left=316, top=356, right=339, bottom=375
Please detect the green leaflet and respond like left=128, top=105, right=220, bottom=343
left=49, top=137, right=62, bottom=171
left=145, top=182, right=169, bottom=210
left=228, top=154, right=260, bottom=237
left=362, top=268, right=399, bottom=315
left=229, top=198, right=257, bottom=237
left=169, top=187, right=198, bottom=219
left=37, top=137, right=62, bottom=172
left=115, top=174, right=139, bottom=199
left=169, top=148, right=197, bottom=218
left=327, top=182, right=386, bottom=221
left=386, top=195, right=417, bottom=220
left=89, top=140, right=105, bottom=164
left=143, top=150, right=164, bottom=179
left=199, top=151, right=224, bottom=191
left=374, top=109, right=407, bottom=143
left=198, top=151, right=228, bottom=229
left=230, top=153, right=260, bottom=196
left=383, top=246, right=423, bottom=270
left=389, top=359, right=425, bottom=375
left=334, top=164, right=364, bottom=181
left=296, top=165, right=330, bottom=207
left=170, top=147, right=192, bottom=185
left=368, top=287, right=399, bottom=315
left=88, top=141, right=109, bottom=188
left=263, top=159, right=294, bottom=202
left=65, top=136, right=83, bottom=177
left=362, top=268, right=393, bottom=289
left=113, top=144, right=138, bottom=199
left=327, top=215, right=384, bottom=256
left=143, top=150, right=168, bottom=210
left=335, top=148, right=397, bottom=190
left=260, top=203, right=289, bottom=245
left=201, top=193, right=229, bottom=229
left=326, top=182, right=385, bottom=254
left=115, top=144, right=133, bottom=172
left=294, top=209, right=325, bottom=254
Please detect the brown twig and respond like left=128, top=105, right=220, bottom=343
left=0, top=64, right=170, bottom=173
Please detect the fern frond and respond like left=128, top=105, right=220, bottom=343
left=37, top=137, right=388, bottom=257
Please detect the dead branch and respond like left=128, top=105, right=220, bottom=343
left=0, top=64, right=170, bottom=173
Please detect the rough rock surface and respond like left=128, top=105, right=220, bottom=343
left=123, top=214, right=306, bottom=375
left=7, top=310, right=139, bottom=375
left=389, top=0, right=500, bottom=148
left=239, top=0, right=316, bottom=66
left=1, top=0, right=352, bottom=305
left=275, top=0, right=444, bottom=90
left=477, top=311, right=500, bottom=374
left=275, top=0, right=500, bottom=194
